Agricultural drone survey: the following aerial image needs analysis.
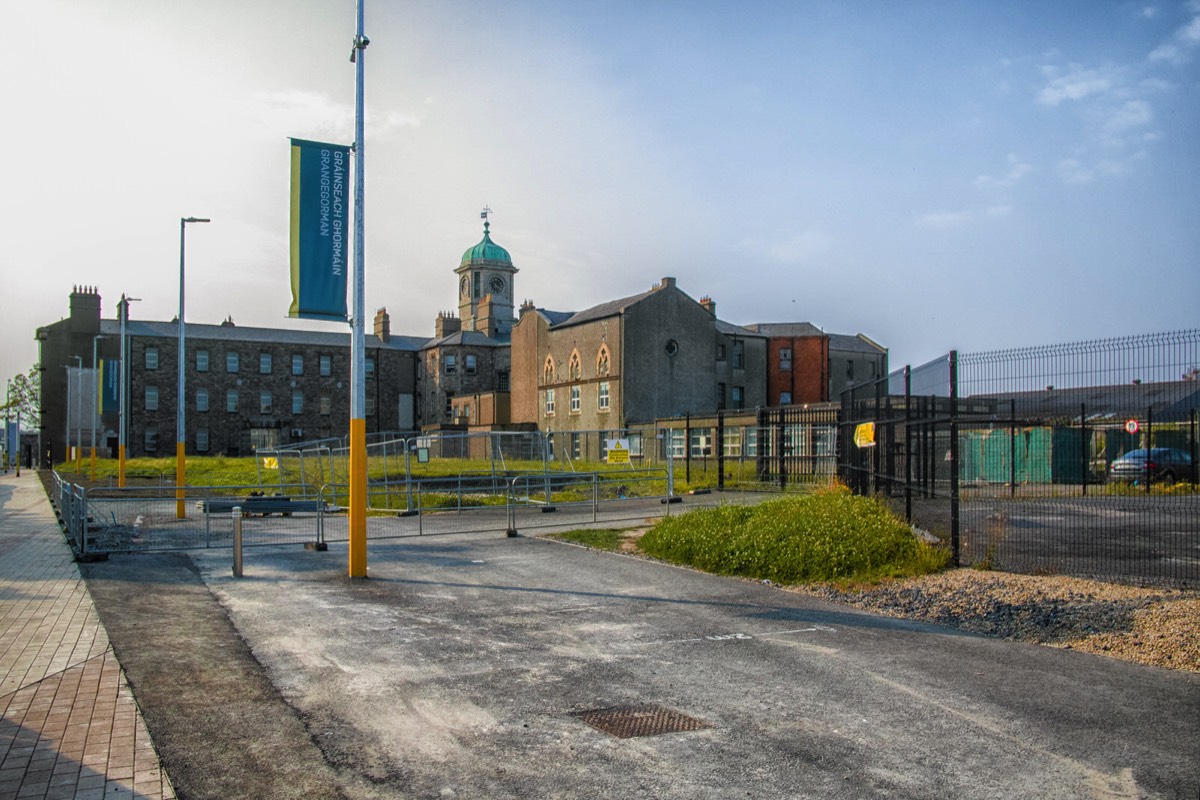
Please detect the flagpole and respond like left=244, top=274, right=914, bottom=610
left=348, top=0, right=369, bottom=577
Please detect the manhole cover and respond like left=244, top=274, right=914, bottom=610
left=572, top=704, right=711, bottom=738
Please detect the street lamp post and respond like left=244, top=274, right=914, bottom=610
left=118, top=295, right=140, bottom=488
left=90, top=334, right=105, bottom=481
left=4, top=378, right=10, bottom=473
left=70, top=356, right=83, bottom=469
left=178, top=217, right=210, bottom=518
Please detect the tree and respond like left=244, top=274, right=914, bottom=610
left=3, top=365, right=40, bottom=429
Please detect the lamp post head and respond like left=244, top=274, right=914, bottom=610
left=182, top=217, right=211, bottom=224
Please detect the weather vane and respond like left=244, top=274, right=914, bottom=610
left=480, top=206, right=492, bottom=221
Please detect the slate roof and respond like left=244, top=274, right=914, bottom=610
left=421, top=330, right=509, bottom=350
left=547, top=287, right=659, bottom=330
left=744, top=322, right=824, bottom=337
left=716, top=319, right=766, bottom=337
left=978, top=381, right=1200, bottom=423
left=829, top=333, right=886, bottom=355
left=100, top=319, right=427, bottom=351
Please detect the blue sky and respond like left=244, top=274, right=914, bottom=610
left=2, top=0, right=1198, bottom=390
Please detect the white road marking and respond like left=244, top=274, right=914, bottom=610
left=635, top=625, right=836, bottom=647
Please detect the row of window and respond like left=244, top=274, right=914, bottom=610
left=544, top=381, right=610, bottom=416
left=143, top=348, right=373, bottom=378
left=543, top=346, right=611, bottom=385
left=144, top=387, right=378, bottom=415
left=715, top=341, right=746, bottom=368
left=442, top=354, right=477, bottom=375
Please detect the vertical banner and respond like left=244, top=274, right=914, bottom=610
left=100, top=359, right=120, bottom=414
left=289, top=138, right=351, bottom=321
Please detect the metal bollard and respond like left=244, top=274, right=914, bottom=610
left=232, top=507, right=243, bottom=578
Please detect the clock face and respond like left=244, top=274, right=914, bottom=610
left=488, top=275, right=506, bottom=295
left=460, top=276, right=469, bottom=296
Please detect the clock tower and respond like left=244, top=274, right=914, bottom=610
left=455, top=212, right=518, bottom=338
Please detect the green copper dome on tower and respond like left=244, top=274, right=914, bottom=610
left=460, top=221, right=512, bottom=266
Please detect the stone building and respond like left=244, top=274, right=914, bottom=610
left=509, top=277, right=767, bottom=440
left=37, top=288, right=420, bottom=463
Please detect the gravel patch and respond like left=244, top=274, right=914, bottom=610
left=789, top=569, right=1200, bottom=673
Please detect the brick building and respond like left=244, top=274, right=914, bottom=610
left=745, top=323, right=888, bottom=405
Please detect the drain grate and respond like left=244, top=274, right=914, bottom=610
left=572, top=704, right=711, bottom=739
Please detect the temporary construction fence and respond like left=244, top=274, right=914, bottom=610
left=840, top=329, right=1200, bottom=587
left=50, top=465, right=762, bottom=554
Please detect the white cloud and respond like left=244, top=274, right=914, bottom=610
left=248, top=89, right=420, bottom=142
left=916, top=210, right=972, bottom=228
left=985, top=205, right=1012, bottom=217
left=1037, top=64, right=1113, bottom=105
left=1149, top=10, right=1200, bottom=64
left=973, top=154, right=1032, bottom=189
left=737, top=231, right=832, bottom=265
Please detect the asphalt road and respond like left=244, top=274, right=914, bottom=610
left=77, top=531, right=1200, bottom=799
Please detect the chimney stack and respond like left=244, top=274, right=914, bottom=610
left=699, top=296, right=716, bottom=316
left=374, top=307, right=391, bottom=342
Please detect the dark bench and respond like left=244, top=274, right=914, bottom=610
left=201, top=497, right=324, bottom=517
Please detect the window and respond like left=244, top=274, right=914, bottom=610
left=543, top=355, right=556, bottom=385
left=292, top=354, right=304, bottom=375
left=568, top=351, right=582, bottom=380
left=260, top=391, right=272, bottom=414
left=292, top=391, right=303, bottom=414
left=465, top=354, right=477, bottom=375
left=226, top=352, right=239, bottom=373
left=570, top=433, right=581, bottom=459
left=716, top=343, right=726, bottom=361
left=444, top=394, right=453, bottom=418
left=497, top=371, right=509, bottom=392
left=365, top=395, right=376, bottom=416
left=144, top=347, right=158, bottom=370
left=144, top=386, right=158, bottom=411
left=717, top=382, right=726, bottom=410
left=196, top=350, right=209, bottom=372
left=731, top=386, right=745, bottom=409
left=570, top=385, right=581, bottom=413
left=544, top=388, right=555, bottom=416
left=724, top=428, right=742, bottom=457
left=780, top=391, right=792, bottom=406
left=597, top=346, right=611, bottom=377
left=598, top=381, right=610, bottom=411
left=444, top=355, right=457, bottom=375
left=196, top=428, right=210, bottom=453
left=847, top=360, right=855, bottom=379
left=780, top=347, right=793, bottom=371
left=365, top=357, right=375, bottom=379
left=319, top=355, right=332, bottom=376
left=732, top=341, right=744, bottom=369
left=144, top=427, right=158, bottom=454
left=260, top=352, right=272, bottom=374
left=320, top=395, right=331, bottom=415
left=226, top=389, right=239, bottom=412
left=196, top=387, right=209, bottom=412
left=746, top=428, right=758, bottom=457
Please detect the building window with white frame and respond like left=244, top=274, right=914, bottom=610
left=196, top=387, right=208, bottom=412
left=292, top=354, right=304, bottom=375
left=196, top=349, right=209, bottom=372
left=732, top=341, right=744, bottom=369
left=570, top=385, right=581, bottom=413
left=144, top=427, right=158, bottom=454
left=260, top=391, right=272, bottom=414
left=292, top=391, right=303, bottom=414
left=365, top=395, right=376, bottom=416
left=598, top=380, right=610, bottom=411
left=196, top=428, right=210, bottom=453
left=780, top=347, right=792, bottom=371
left=145, top=347, right=158, bottom=370
left=260, top=352, right=272, bottom=374
left=365, top=357, right=375, bottom=379
left=732, top=386, right=745, bottom=409
left=544, top=388, right=555, bottom=416
left=226, top=351, right=239, bottom=373
left=465, top=354, right=477, bottom=375
left=320, top=395, right=331, bottom=415
left=444, top=354, right=456, bottom=375
left=144, top=386, right=158, bottom=411
left=226, top=389, right=238, bottom=412
left=320, top=355, right=332, bottom=376
left=779, top=391, right=792, bottom=406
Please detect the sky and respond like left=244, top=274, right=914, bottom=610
left=2, top=0, right=1198, bottom=392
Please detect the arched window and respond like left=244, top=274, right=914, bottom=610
left=596, top=345, right=611, bottom=377
left=568, top=350, right=582, bottom=380
left=543, top=355, right=556, bottom=385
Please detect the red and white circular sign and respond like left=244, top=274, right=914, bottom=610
left=1125, top=419, right=1139, bottom=434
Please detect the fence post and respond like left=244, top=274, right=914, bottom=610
left=1010, top=399, right=1017, bottom=498
left=232, top=507, right=243, bottom=578
left=685, top=411, right=691, bottom=485
left=716, top=412, right=725, bottom=491
left=904, top=365, right=912, bottom=522
left=949, top=351, right=960, bottom=567
left=1081, top=403, right=1088, bottom=496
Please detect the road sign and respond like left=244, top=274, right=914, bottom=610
left=1125, top=419, right=1139, bottom=435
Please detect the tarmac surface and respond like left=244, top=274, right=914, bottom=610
left=4, top=468, right=1200, bottom=798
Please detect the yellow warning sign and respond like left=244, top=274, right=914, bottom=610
left=606, top=439, right=630, bottom=464
left=262, top=456, right=279, bottom=470
left=853, top=422, right=876, bottom=449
